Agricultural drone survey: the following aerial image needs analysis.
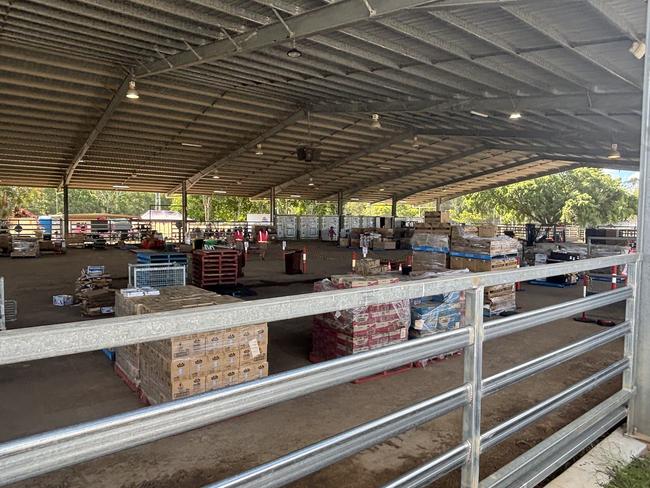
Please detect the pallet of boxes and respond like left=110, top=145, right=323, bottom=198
left=311, top=272, right=410, bottom=366
left=74, top=266, right=115, bottom=316
left=408, top=220, right=468, bottom=365
left=449, top=225, right=519, bottom=316
left=114, top=286, right=268, bottom=404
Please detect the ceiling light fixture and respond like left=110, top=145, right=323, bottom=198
left=412, top=135, right=421, bottom=149
left=290, top=194, right=301, bottom=198
left=112, top=184, right=129, bottom=189
left=350, top=197, right=360, bottom=201
left=287, top=38, right=302, bottom=58
left=308, top=177, right=315, bottom=186
left=509, top=111, right=522, bottom=120
left=470, top=110, right=489, bottom=118
left=212, top=175, right=220, bottom=179
left=213, top=190, right=227, bottom=194
left=255, top=143, right=264, bottom=156
left=379, top=188, right=385, bottom=192
left=181, top=142, right=203, bottom=148
left=608, top=143, right=621, bottom=160
left=379, top=166, right=392, bottom=170
left=370, top=113, right=382, bottom=129
left=630, top=40, right=646, bottom=60
left=126, top=80, right=139, bottom=100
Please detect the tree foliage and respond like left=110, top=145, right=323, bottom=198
left=449, top=168, right=637, bottom=227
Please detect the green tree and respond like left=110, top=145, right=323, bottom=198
left=449, top=168, right=637, bottom=227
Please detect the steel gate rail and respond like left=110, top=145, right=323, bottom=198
left=0, top=254, right=639, bottom=488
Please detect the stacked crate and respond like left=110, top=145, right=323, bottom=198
left=449, top=228, right=519, bottom=316
left=192, top=249, right=239, bottom=286
left=114, top=286, right=268, bottom=403
left=410, top=230, right=449, bottom=271
left=311, top=275, right=410, bottom=360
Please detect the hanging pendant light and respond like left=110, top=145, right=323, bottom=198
left=255, top=143, right=264, bottom=156
left=126, top=80, right=139, bottom=99
left=370, top=113, right=382, bottom=129
left=607, top=143, right=621, bottom=160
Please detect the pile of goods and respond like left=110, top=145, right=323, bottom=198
left=410, top=230, right=449, bottom=271
left=449, top=227, right=519, bottom=315
left=0, top=232, right=13, bottom=256
left=115, top=286, right=268, bottom=404
left=74, top=266, right=115, bottom=316
left=311, top=275, right=410, bottom=360
left=65, top=233, right=86, bottom=248
left=11, top=237, right=39, bottom=258
left=354, top=258, right=388, bottom=276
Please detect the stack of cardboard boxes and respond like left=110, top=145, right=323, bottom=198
left=75, top=266, right=115, bottom=316
left=449, top=226, right=519, bottom=315
left=115, top=286, right=268, bottom=404
left=311, top=275, right=410, bottom=360
left=410, top=230, right=449, bottom=271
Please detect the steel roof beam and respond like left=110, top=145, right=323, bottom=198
left=435, top=163, right=580, bottom=202
left=328, top=146, right=489, bottom=200
left=310, top=93, right=642, bottom=114
left=394, top=155, right=546, bottom=200
left=60, top=75, right=130, bottom=188
left=252, top=131, right=413, bottom=198
left=166, top=108, right=306, bottom=195
left=585, top=0, right=642, bottom=42
left=134, top=0, right=439, bottom=79
left=501, top=5, right=643, bottom=90
left=487, top=142, right=640, bottom=158
left=429, top=11, right=595, bottom=92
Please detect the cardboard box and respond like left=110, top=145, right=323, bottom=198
left=240, top=340, right=268, bottom=365
left=205, top=372, right=222, bottom=391
left=222, top=368, right=239, bottom=387
left=223, top=328, right=240, bottom=349
left=239, top=364, right=255, bottom=383
left=478, top=225, right=498, bottom=238
left=238, top=325, right=255, bottom=347
left=251, top=324, right=268, bottom=345
left=450, top=256, right=517, bottom=273
left=254, top=362, right=269, bottom=380
left=205, top=330, right=225, bottom=353
left=205, top=352, right=225, bottom=374
left=224, top=348, right=240, bottom=369
left=172, top=376, right=205, bottom=400
left=189, top=356, right=209, bottom=378
left=139, top=346, right=193, bottom=383
left=149, top=335, right=196, bottom=359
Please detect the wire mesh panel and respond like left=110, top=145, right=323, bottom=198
left=128, top=264, right=187, bottom=288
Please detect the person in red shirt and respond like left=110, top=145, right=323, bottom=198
left=258, top=227, right=269, bottom=260
left=233, top=227, right=244, bottom=251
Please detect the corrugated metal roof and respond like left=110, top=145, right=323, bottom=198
left=0, top=0, right=643, bottom=204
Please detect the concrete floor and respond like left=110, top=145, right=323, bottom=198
left=0, top=243, right=625, bottom=488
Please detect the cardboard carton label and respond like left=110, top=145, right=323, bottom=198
left=223, top=369, right=239, bottom=387
left=239, top=365, right=253, bottom=382
left=205, top=372, right=222, bottom=391
left=205, top=331, right=224, bottom=353
left=256, top=362, right=268, bottom=379
left=206, top=353, right=223, bottom=374
left=190, top=335, right=206, bottom=356
left=249, top=339, right=261, bottom=358
left=225, top=349, right=239, bottom=369
left=189, top=356, right=207, bottom=378
left=224, top=330, right=239, bottom=348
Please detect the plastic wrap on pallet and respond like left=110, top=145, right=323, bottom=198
left=311, top=277, right=410, bottom=360
left=410, top=230, right=450, bottom=252
left=451, top=230, right=519, bottom=257
left=412, top=251, right=448, bottom=271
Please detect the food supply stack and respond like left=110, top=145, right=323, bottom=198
left=115, top=286, right=268, bottom=404
left=10, top=237, right=39, bottom=258
left=311, top=275, right=410, bottom=361
left=410, top=230, right=449, bottom=271
left=449, top=227, right=519, bottom=316
left=74, top=266, right=115, bottom=316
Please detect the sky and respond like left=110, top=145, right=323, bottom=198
left=603, top=169, right=639, bottom=188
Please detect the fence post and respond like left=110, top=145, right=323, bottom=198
left=625, top=262, right=638, bottom=432
left=461, top=286, right=484, bottom=488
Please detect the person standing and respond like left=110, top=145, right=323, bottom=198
left=258, top=226, right=269, bottom=260
left=233, top=227, right=244, bottom=251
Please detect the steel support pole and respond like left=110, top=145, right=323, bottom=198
left=391, top=195, right=398, bottom=218
left=630, top=0, right=650, bottom=437
left=461, top=287, right=484, bottom=488
left=337, top=191, right=344, bottom=239
left=181, top=180, right=188, bottom=244
left=62, top=184, right=69, bottom=239
left=270, top=186, right=277, bottom=227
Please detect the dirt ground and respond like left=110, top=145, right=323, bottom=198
left=0, top=242, right=626, bottom=488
